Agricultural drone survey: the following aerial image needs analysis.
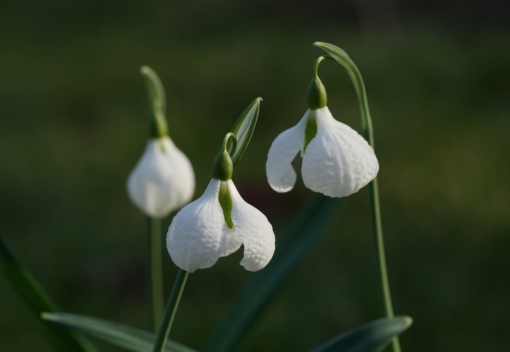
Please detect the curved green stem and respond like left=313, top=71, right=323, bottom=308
left=313, top=56, right=326, bottom=77
left=152, top=269, right=189, bottom=352
left=148, top=217, right=164, bottom=332
left=314, top=42, right=401, bottom=352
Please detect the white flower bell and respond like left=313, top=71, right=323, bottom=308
left=127, top=136, right=195, bottom=218
left=266, top=64, right=379, bottom=198
left=167, top=134, right=275, bottom=273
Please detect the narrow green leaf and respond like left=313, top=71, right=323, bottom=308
left=229, top=97, right=261, bottom=165
left=0, top=234, right=97, bottom=352
left=42, top=312, right=197, bottom=352
left=311, top=317, right=412, bottom=352
left=203, top=195, right=342, bottom=352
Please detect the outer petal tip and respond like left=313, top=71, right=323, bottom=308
left=266, top=112, right=309, bottom=194
left=228, top=181, right=276, bottom=272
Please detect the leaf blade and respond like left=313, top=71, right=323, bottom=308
left=203, top=195, right=342, bottom=352
left=311, top=316, right=412, bottom=352
left=0, top=234, right=97, bottom=352
left=42, top=312, right=197, bottom=352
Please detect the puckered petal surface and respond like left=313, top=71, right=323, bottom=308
left=228, top=181, right=275, bottom=271
left=166, top=179, right=242, bottom=273
left=302, top=107, right=379, bottom=198
left=127, top=137, right=195, bottom=218
left=266, top=111, right=308, bottom=193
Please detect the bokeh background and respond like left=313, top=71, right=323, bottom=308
left=1, top=1, right=509, bottom=351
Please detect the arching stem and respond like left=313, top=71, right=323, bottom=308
left=314, top=42, right=401, bottom=352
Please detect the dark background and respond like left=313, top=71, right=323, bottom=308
left=1, top=1, right=509, bottom=351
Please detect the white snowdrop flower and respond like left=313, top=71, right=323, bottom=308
left=127, top=136, right=195, bottom=218
left=266, top=59, right=379, bottom=198
left=167, top=133, right=275, bottom=273
left=127, top=66, right=195, bottom=218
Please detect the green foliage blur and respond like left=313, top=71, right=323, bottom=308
left=1, top=1, right=509, bottom=351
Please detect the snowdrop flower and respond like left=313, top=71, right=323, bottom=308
left=167, top=133, right=275, bottom=273
left=127, top=66, right=195, bottom=218
left=266, top=57, right=379, bottom=198
left=127, top=136, right=195, bottom=218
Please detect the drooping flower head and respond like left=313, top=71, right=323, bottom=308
left=127, top=66, right=195, bottom=218
left=167, top=99, right=275, bottom=273
left=266, top=56, right=379, bottom=198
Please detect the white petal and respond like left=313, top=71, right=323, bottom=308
left=161, top=138, right=195, bottom=209
left=302, top=107, right=379, bottom=198
left=266, top=111, right=308, bottom=193
left=166, top=179, right=242, bottom=273
left=228, top=181, right=275, bottom=271
left=127, top=137, right=195, bottom=218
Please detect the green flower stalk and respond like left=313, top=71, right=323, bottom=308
left=313, top=42, right=402, bottom=352
left=126, top=66, right=195, bottom=331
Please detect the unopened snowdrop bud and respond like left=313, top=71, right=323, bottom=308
left=266, top=56, right=379, bottom=198
left=127, top=66, right=195, bottom=218
left=167, top=130, right=275, bottom=273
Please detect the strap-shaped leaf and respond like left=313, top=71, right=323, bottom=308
left=311, top=316, right=412, bottom=352
left=0, top=234, right=97, bottom=352
left=229, top=97, right=261, bottom=165
left=203, top=195, right=342, bottom=352
left=42, top=312, right=197, bottom=352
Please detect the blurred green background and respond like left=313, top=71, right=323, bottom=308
left=1, top=1, right=509, bottom=351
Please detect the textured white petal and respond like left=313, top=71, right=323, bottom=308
left=266, top=111, right=308, bottom=193
left=166, top=179, right=242, bottom=273
left=302, top=107, right=379, bottom=198
left=127, top=137, right=195, bottom=218
left=228, top=181, right=275, bottom=271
